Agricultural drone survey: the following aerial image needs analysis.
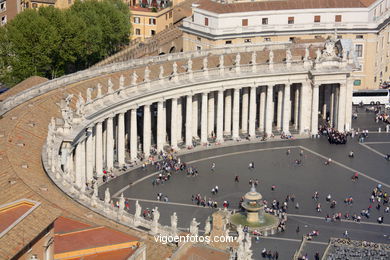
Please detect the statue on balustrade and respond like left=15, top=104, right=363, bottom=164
left=107, top=78, right=114, bottom=94
left=75, top=93, right=85, bottom=117
left=119, top=75, right=125, bottom=89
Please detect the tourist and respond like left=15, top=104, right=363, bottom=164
left=211, top=162, right=215, bottom=172
left=234, top=175, right=239, bottom=182
left=348, top=151, right=354, bottom=158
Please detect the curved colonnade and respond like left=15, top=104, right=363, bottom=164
left=39, top=40, right=357, bottom=236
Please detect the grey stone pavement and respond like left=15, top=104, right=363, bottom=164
left=99, top=108, right=390, bottom=259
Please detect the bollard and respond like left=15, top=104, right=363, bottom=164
left=378, top=128, right=381, bottom=133
left=386, top=125, right=390, bottom=133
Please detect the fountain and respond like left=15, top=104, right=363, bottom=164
left=230, top=184, right=280, bottom=235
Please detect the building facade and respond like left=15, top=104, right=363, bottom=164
left=130, top=0, right=174, bottom=41
left=181, top=0, right=390, bottom=90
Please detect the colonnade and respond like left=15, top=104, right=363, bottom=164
left=65, top=80, right=353, bottom=187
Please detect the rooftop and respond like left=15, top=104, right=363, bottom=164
left=195, top=0, right=377, bottom=14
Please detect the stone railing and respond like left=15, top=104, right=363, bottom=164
left=0, top=42, right=307, bottom=116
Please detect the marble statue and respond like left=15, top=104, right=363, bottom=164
left=323, top=38, right=336, bottom=58
left=204, top=219, right=211, bottom=234
left=96, top=83, right=102, bottom=98
left=286, top=48, right=292, bottom=62
left=75, top=93, right=85, bottom=117
left=86, top=88, right=92, bottom=102
left=202, top=57, right=208, bottom=70
left=104, top=187, right=110, bottom=204
left=171, top=212, right=178, bottom=231
left=172, top=62, right=178, bottom=75
left=189, top=218, right=199, bottom=235
left=219, top=54, right=224, bottom=68
left=235, top=53, right=241, bottom=66
left=144, top=66, right=151, bottom=82
left=187, top=58, right=193, bottom=72
left=61, top=94, right=74, bottom=127
left=269, top=50, right=274, bottom=64
left=131, top=71, right=138, bottom=86
left=153, top=207, right=160, bottom=223
left=251, top=51, right=257, bottom=64
left=315, top=48, right=321, bottom=62
left=119, top=75, right=125, bottom=89
left=107, top=78, right=114, bottom=94
left=304, top=47, right=310, bottom=61
left=237, top=224, right=244, bottom=243
left=159, top=65, right=164, bottom=79
left=93, top=182, right=98, bottom=198
left=119, top=193, right=125, bottom=212
left=135, top=200, right=141, bottom=218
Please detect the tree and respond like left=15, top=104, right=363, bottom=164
left=0, top=0, right=131, bottom=87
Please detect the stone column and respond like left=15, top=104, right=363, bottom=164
left=265, top=85, right=274, bottom=135
left=171, top=98, right=178, bottom=148
left=192, top=94, right=198, bottom=138
left=85, top=127, right=94, bottom=182
left=277, top=87, right=283, bottom=131
left=241, top=87, right=249, bottom=134
left=177, top=98, right=183, bottom=142
left=282, top=84, right=291, bottom=134
left=130, top=109, right=138, bottom=160
left=95, top=122, right=103, bottom=177
left=216, top=89, right=224, bottom=142
left=311, top=83, right=320, bottom=135
left=299, top=81, right=311, bottom=134
left=259, top=87, right=266, bottom=132
left=162, top=102, right=166, bottom=145
left=337, top=83, right=347, bottom=132
left=75, top=140, right=85, bottom=189
left=201, top=92, right=208, bottom=144
left=345, top=79, right=353, bottom=131
left=117, top=113, right=125, bottom=166
left=224, top=89, right=232, bottom=135
left=232, top=88, right=240, bottom=139
left=294, top=87, right=299, bottom=130
left=248, top=86, right=257, bottom=138
left=106, top=116, right=114, bottom=170
left=143, top=104, right=151, bottom=157
left=186, top=95, right=193, bottom=147
left=157, top=101, right=164, bottom=151
left=208, top=92, right=215, bottom=137
left=334, top=85, right=340, bottom=129
left=330, top=86, right=335, bottom=127
left=321, top=87, right=327, bottom=120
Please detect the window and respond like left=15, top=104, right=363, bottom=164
left=151, top=30, right=156, bottom=36
left=264, top=37, right=271, bottom=42
left=314, top=16, right=321, bottom=23
left=355, top=44, right=363, bottom=57
left=134, top=17, right=140, bottom=24
left=289, top=37, right=295, bottom=42
left=0, top=2, right=6, bottom=11
left=32, top=3, right=38, bottom=8
left=1, top=15, right=6, bottom=25
left=244, top=39, right=251, bottom=43
left=288, top=17, right=294, bottom=24
left=135, top=28, right=141, bottom=35
left=225, top=40, right=232, bottom=44
left=196, top=46, right=201, bottom=50
left=204, top=17, right=208, bottom=26
left=356, top=35, right=364, bottom=39
left=149, top=18, right=156, bottom=25
left=335, top=15, right=342, bottom=22
left=197, top=37, right=201, bottom=41
left=353, top=80, right=361, bottom=86
left=262, top=18, right=268, bottom=25
left=242, top=19, right=248, bottom=26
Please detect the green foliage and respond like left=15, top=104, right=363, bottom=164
left=0, top=0, right=131, bottom=86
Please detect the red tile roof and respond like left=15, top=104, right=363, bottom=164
left=54, top=216, right=92, bottom=234
left=196, top=0, right=376, bottom=14
left=67, top=248, right=135, bottom=260
left=0, top=204, right=32, bottom=233
left=54, top=226, right=139, bottom=254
